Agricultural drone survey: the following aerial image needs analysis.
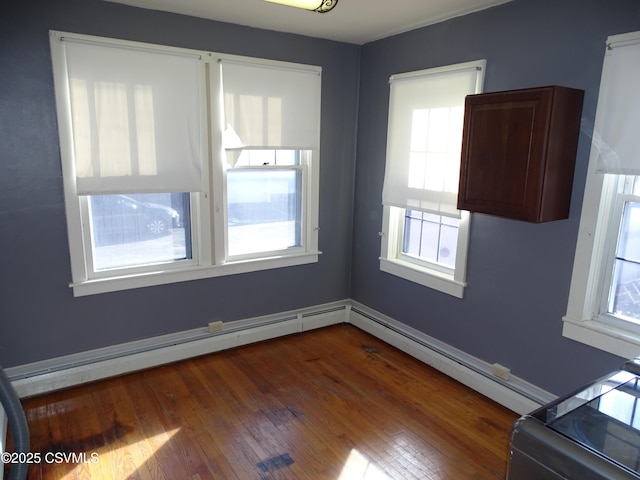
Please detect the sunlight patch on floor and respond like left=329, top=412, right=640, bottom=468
left=338, top=449, right=391, bottom=480
left=68, top=427, right=181, bottom=479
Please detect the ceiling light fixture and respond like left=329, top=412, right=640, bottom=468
left=264, top=0, right=338, bottom=13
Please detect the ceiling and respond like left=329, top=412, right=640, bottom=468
left=104, top=0, right=513, bottom=45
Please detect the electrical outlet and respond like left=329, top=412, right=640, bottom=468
left=208, top=321, right=224, bottom=333
left=491, top=363, right=511, bottom=381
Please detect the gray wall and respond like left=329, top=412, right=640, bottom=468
left=351, top=0, right=640, bottom=395
left=0, top=0, right=359, bottom=367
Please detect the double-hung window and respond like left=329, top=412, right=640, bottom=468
left=219, top=60, right=319, bottom=261
left=379, top=60, right=486, bottom=298
left=50, top=31, right=321, bottom=296
left=564, top=31, right=640, bottom=358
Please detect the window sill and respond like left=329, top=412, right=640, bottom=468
left=562, top=315, right=640, bottom=359
left=71, top=251, right=321, bottom=297
left=379, top=257, right=465, bottom=298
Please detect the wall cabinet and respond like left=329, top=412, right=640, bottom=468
left=457, top=85, right=584, bottom=222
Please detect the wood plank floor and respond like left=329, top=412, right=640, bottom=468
left=13, top=324, right=518, bottom=479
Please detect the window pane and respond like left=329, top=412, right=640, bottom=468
left=438, top=224, right=458, bottom=267
left=418, top=220, right=440, bottom=261
left=89, top=193, right=190, bottom=271
left=609, top=259, right=640, bottom=323
left=402, top=210, right=459, bottom=268
left=402, top=210, right=424, bottom=256
left=617, top=202, right=640, bottom=263
left=609, top=201, right=640, bottom=322
left=227, top=169, right=301, bottom=256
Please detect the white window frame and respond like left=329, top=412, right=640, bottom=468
left=563, top=31, right=640, bottom=358
left=379, top=60, right=485, bottom=298
left=219, top=153, right=314, bottom=263
left=50, top=31, right=321, bottom=297
left=380, top=207, right=470, bottom=297
left=563, top=176, right=640, bottom=359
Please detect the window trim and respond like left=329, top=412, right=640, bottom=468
left=50, top=31, right=321, bottom=297
left=600, top=185, right=639, bottom=322
left=380, top=206, right=470, bottom=298
left=69, top=252, right=320, bottom=297
left=563, top=172, right=640, bottom=359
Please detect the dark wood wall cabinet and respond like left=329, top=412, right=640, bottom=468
left=457, top=85, right=584, bottom=223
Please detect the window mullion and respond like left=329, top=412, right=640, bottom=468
left=435, top=216, right=444, bottom=263
left=207, top=56, right=226, bottom=266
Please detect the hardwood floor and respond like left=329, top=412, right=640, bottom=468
left=14, top=324, right=518, bottom=479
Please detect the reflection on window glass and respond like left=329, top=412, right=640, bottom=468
left=596, top=378, right=640, bottom=431
left=402, top=210, right=459, bottom=268
left=227, top=169, right=301, bottom=257
left=89, top=193, right=191, bottom=271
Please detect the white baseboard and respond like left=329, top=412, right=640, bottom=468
left=8, top=301, right=349, bottom=399
left=347, top=302, right=556, bottom=414
left=6, top=299, right=554, bottom=415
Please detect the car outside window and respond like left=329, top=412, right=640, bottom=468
left=88, top=193, right=190, bottom=271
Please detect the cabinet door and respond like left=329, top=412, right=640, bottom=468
left=457, top=86, right=582, bottom=223
left=458, top=88, right=553, bottom=221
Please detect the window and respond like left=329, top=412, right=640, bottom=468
left=88, top=193, right=190, bottom=272
left=402, top=211, right=459, bottom=269
left=50, top=31, right=321, bottom=296
left=379, top=60, right=486, bottom=298
left=564, top=31, right=640, bottom=358
left=225, top=152, right=304, bottom=257
left=219, top=59, right=319, bottom=262
left=608, top=178, right=640, bottom=324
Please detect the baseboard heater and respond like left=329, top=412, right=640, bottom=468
left=348, top=302, right=555, bottom=413
left=6, top=299, right=555, bottom=415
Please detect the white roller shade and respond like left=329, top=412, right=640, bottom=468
left=221, top=60, right=321, bottom=149
left=382, top=61, right=485, bottom=217
left=62, top=38, right=204, bottom=194
left=594, top=31, right=640, bottom=175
